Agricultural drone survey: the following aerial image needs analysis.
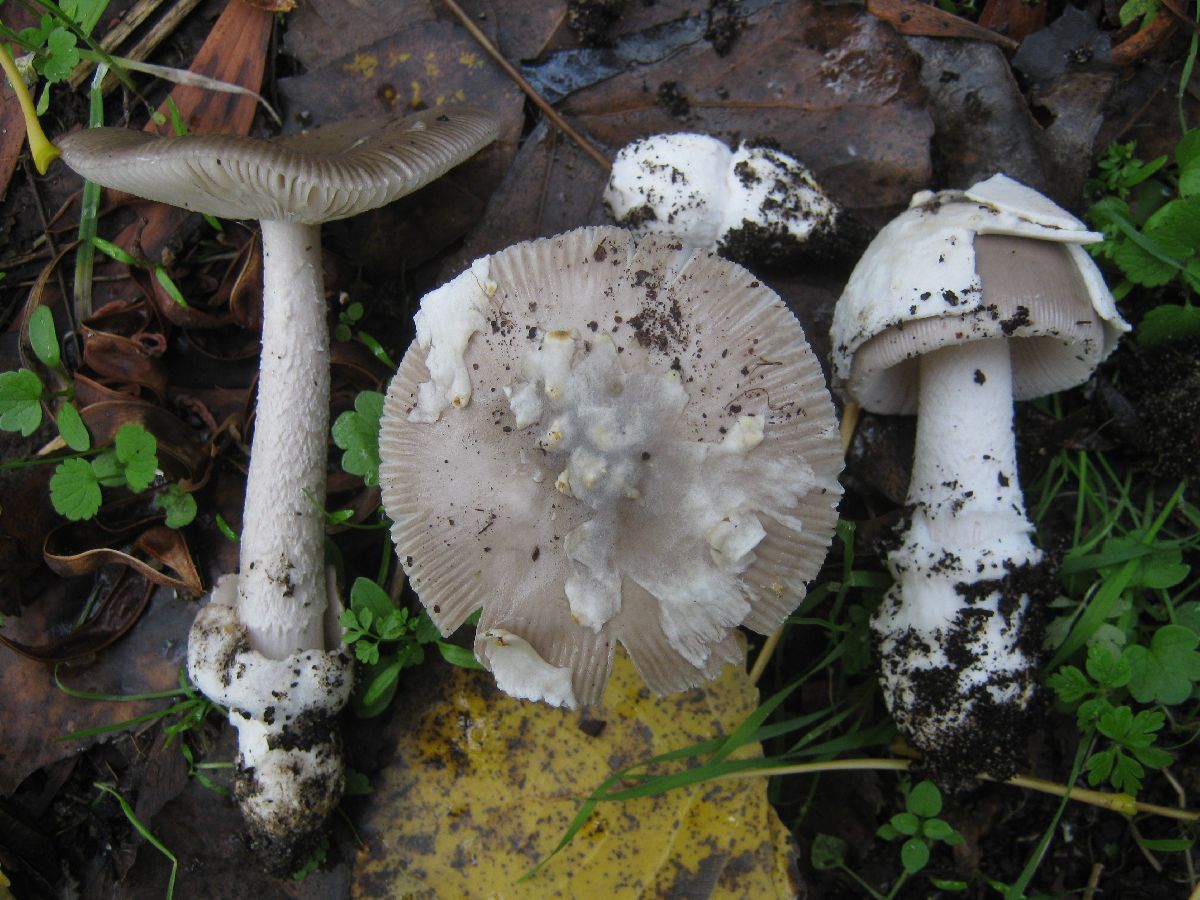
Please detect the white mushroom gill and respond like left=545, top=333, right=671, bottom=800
left=380, top=226, right=844, bottom=707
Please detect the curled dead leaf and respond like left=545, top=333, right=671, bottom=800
left=0, top=568, right=154, bottom=663
left=44, top=513, right=202, bottom=596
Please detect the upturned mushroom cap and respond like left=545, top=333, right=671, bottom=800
left=56, top=106, right=501, bottom=224
left=379, top=226, right=843, bottom=707
left=831, top=174, right=1128, bottom=414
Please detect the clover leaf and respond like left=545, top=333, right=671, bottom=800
left=0, top=369, right=45, bottom=436
left=115, top=423, right=159, bottom=491
left=50, top=457, right=102, bottom=520
left=154, top=483, right=197, bottom=529
left=1125, top=624, right=1200, bottom=705
left=332, top=390, right=384, bottom=486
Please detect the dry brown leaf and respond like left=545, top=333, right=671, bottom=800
left=352, top=650, right=802, bottom=898
left=866, top=0, right=1019, bottom=50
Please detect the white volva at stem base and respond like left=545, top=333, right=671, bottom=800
left=237, top=220, right=332, bottom=659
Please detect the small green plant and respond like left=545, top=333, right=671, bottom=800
left=93, top=781, right=177, bottom=900
left=335, top=298, right=395, bottom=367
left=332, top=390, right=384, bottom=487
left=1116, top=0, right=1162, bottom=31
left=340, top=576, right=482, bottom=717
left=6, top=0, right=110, bottom=113
left=0, top=306, right=88, bottom=446
left=90, top=236, right=190, bottom=308
left=1086, top=129, right=1200, bottom=343
left=876, top=781, right=965, bottom=885
left=290, top=835, right=328, bottom=881
left=1048, top=640, right=1186, bottom=795
left=0, top=307, right=196, bottom=525
left=812, top=781, right=964, bottom=899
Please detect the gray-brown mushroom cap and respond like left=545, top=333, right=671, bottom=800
left=56, top=106, right=501, bottom=224
left=379, top=226, right=844, bottom=707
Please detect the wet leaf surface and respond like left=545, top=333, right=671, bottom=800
left=352, top=650, right=801, bottom=898
left=0, top=585, right=193, bottom=795
left=564, top=1, right=933, bottom=221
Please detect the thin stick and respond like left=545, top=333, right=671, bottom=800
left=439, top=0, right=611, bottom=172
left=95, top=0, right=205, bottom=96
left=712, top=759, right=1200, bottom=823
left=748, top=628, right=781, bottom=685
left=68, top=0, right=165, bottom=89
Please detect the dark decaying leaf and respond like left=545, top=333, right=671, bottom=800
left=0, top=568, right=154, bottom=663
left=866, top=0, right=1019, bottom=50
left=902, top=38, right=1049, bottom=193
left=979, top=0, right=1047, bottom=44
left=564, top=1, right=933, bottom=219
left=80, top=319, right=169, bottom=404
left=0, top=584, right=194, bottom=795
left=283, top=0, right=436, bottom=70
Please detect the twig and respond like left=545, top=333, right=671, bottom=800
left=748, top=628, right=781, bottom=685
left=90, top=0, right=205, bottom=96
left=712, top=758, right=1200, bottom=823
left=68, top=0, right=166, bottom=89
left=439, top=0, right=611, bottom=172
left=1082, top=862, right=1104, bottom=900
left=22, top=158, right=76, bottom=342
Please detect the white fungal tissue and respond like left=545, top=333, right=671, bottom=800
left=604, top=133, right=839, bottom=254
left=380, top=227, right=844, bottom=707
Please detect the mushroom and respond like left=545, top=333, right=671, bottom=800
left=831, top=174, right=1128, bottom=781
left=379, top=225, right=844, bottom=706
left=603, top=133, right=840, bottom=264
left=56, top=107, right=500, bottom=868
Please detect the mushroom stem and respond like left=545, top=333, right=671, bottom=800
left=238, top=220, right=331, bottom=659
left=875, top=337, right=1041, bottom=778
left=905, top=338, right=1038, bottom=580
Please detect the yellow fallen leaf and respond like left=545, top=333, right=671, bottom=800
left=352, top=649, right=800, bottom=898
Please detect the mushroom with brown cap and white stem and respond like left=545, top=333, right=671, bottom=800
left=56, top=107, right=500, bottom=868
left=830, top=173, right=1128, bottom=783
left=379, top=225, right=844, bottom=706
left=603, top=133, right=841, bottom=264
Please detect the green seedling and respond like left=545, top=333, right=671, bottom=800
left=335, top=299, right=395, bottom=367
left=1048, top=627, right=1186, bottom=797
left=93, top=782, right=177, bottom=900
left=49, top=421, right=158, bottom=520
left=290, top=836, right=328, bottom=881
left=811, top=781, right=964, bottom=900
left=340, top=576, right=482, bottom=718
left=90, top=236, right=189, bottom=308
left=876, top=781, right=965, bottom=885
left=1087, top=130, right=1200, bottom=343
left=0, top=306, right=87, bottom=447
left=332, top=390, right=384, bottom=487
left=1117, top=0, right=1162, bottom=29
